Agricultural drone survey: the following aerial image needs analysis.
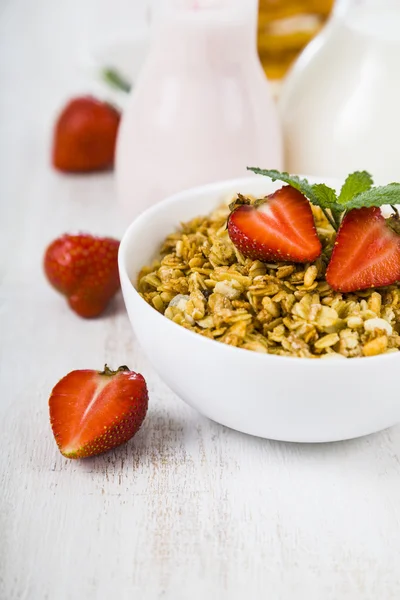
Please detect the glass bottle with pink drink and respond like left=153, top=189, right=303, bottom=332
left=116, top=0, right=283, bottom=220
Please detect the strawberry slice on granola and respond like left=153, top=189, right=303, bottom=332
left=227, top=186, right=322, bottom=263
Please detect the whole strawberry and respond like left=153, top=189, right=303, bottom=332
left=52, top=96, right=120, bottom=172
left=49, top=365, right=148, bottom=459
left=44, top=234, right=120, bottom=318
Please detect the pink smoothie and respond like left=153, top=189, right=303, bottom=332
left=116, top=0, right=283, bottom=220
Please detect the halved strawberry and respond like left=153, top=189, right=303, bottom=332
left=227, top=186, right=322, bottom=263
left=49, top=365, right=148, bottom=459
left=326, top=207, right=400, bottom=292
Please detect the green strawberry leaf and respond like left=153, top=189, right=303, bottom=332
left=344, top=183, right=400, bottom=210
left=102, top=67, right=132, bottom=93
left=338, top=171, right=373, bottom=205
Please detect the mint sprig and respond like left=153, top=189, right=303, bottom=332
left=338, top=171, right=373, bottom=205
left=248, top=168, right=343, bottom=211
left=248, top=168, right=322, bottom=207
left=343, top=184, right=400, bottom=210
left=247, top=167, right=400, bottom=230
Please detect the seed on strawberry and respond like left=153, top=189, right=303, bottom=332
left=227, top=186, right=322, bottom=263
left=49, top=365, right=148, bottom=459
left=44, top=234, right=120, bottom=318
left=52, top=96, right=120, bottom=173
left=326, top=207, right=400, bottom=293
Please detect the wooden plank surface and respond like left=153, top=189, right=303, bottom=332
left=1, top=1, right=400, bottom=599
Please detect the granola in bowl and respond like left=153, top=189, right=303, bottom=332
left=137, top=170, right=400, bottom=359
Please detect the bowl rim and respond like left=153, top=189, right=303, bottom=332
left=119, top=175, right=400, bottom=367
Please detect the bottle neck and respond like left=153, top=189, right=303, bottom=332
left=153, top=0, right=257, bottom=19
left=150, top=2, right=258, bottom=64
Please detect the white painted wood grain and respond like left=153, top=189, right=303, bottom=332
left=2, top=1, right=400, bottom=599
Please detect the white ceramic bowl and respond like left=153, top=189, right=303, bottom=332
left=119, top=177, right=400, bottom=443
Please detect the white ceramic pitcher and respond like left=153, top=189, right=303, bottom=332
left=279, top=0, right=400, bottom=183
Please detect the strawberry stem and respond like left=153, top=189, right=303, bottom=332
left=387, top=208, right=400, bottom=235
left=102, top=68, right=132, bottom=94
left=229, top=194, right=252, bottom=212
left=100, top=365, right=130, bottom=376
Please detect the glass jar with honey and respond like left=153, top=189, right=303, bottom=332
left=257, top=0, right=334, bottom=80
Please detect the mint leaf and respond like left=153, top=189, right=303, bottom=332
left=311, top=184, right=338, bottom=209
left=247, top=167, right=341, bottom=211
left=344, top=183, right=400, bottom=210
left=338, top=171, right=373, bottom=205
left=247, top=167, right=327, bottom=208
left=248, top=167, right=316, bottom=199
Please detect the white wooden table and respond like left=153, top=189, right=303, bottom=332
left=2, top=1, right=400, bottom=599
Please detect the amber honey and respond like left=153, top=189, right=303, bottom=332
left=257, top=0, right=334, bottom=79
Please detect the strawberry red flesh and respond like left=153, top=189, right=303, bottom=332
left=227, top=186, right=322, bottom=263
left=49, top=366, right=148, bottom=459
left=44, top=234, right=120, bottom=318
left=326, top=207, right=400, bottom=293
left=52, top=96, right=120, bottom=173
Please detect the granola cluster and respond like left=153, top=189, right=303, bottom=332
left=137, top=202, right=400, bottom=358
